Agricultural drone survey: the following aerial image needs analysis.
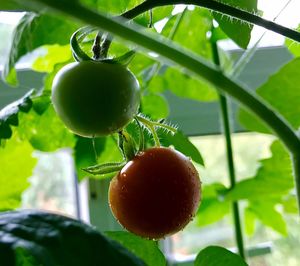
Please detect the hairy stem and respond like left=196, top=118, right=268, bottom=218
left=121, top=0, right=300, bottom=42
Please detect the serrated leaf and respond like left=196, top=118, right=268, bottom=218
left=247, top=201, right=287, bottom=235
left=224, top=140, right=293, bottom=201
left=196, top=183, right=230, bottom=227
left=0, top=90, right=33, bottom=141
left=239, top=57, right=300, bottom=133
left=17, top=106, right=76, bottom=152
left=159, top=130, right=204, bottom=165
left=32, top=44, right=72, bottom=73
left=142, top=93, right=169, bottom=119
left=106, top=231, right=166, bottom=266
left=213, top=0, right=257, bottom=49
left=3, top=12, right=78, bottom=85
left=195, top=246, right=248, bottom=266
left=0, top=210, right=145, bottom=266
left=0, top=133, right=37, bottom=211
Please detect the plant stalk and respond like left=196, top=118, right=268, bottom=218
left=120, top=0, right=300, bottom=43
left=25, top=0, right=300, bottom=213
left=211, top=40, right=245, bottom=259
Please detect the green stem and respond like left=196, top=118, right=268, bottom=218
left=219, top=94, right=245, bottom=259
left=120, top=0, right=300, bottom=43
left=136, top=115, right=161, bottom=147
left=211, top=39, right=245, bottom=259
left=27, top=0, right=300, bottom=212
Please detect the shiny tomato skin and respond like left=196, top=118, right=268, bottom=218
left=109, top=147, right=201, bottom=239
left=51, top=61, right=140, bottom=137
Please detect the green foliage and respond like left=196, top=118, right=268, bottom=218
left=213, top=0, right=257, bottom=49
left=0, top=90, right=33, bottom=140
left=285, top=25, right=300, bottom=57
left=225, top=140, right=293, bottom=201
left=106, top=231, right=166, bottom=266
left=17, top=106, right=76, bottom=152
left=239, top=58, right=300, bottom=133
left=0, top=210, right=145, bottom=266
left=0, top=134, right=37, bottom=211
left=74, top=136, right=106, bottom=180
left=196, top=183, right=230, bottom=226
left=195, top=246, right=248, bottom=266
left=32, top=44, right=72, bottom=73
left=246, top=202, right=287, bottom=235
left=141, top=93, right=169, bottom=119
left=159, top=130, right=204, bottom=165
left=3, top=12, right=78, bottom=85
left=162, top=8, right=213, bottom=59
left=148, top=67, right=218, bottom=102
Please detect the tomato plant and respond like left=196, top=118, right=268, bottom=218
left=1, top=0, right=300, bottom=265
left=109, top=147, right=201, bottom=239
left=52, top=61, right=140, bottom=137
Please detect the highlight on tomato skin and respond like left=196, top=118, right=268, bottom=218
left=51, top=60, right=140, bottom=138
left=108, top=147, right=201, bottom=239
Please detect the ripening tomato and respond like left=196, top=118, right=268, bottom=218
left=51, top=61, right=140, bottom=137
left=109, top=147, right=201, bottom=239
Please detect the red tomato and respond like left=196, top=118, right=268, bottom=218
left=109, top=147, right=201, bottom=239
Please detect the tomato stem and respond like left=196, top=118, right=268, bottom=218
left=136, top=115, right=161, bottom=147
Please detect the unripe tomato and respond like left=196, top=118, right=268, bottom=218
left=51, top=61, right=140, bottom=137
left=109, top=147, right=201, bottom=239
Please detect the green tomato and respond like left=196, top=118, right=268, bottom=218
left=51, top=61, right=140, bottom=137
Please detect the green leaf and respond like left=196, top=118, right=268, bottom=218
left=244, top=207, right=256, bottom=236
left=247, top=201, right=287, bottom=235
left=141, top=93, right=169, bottom=119
left=162, top=9, right=213, bottom=59
left=285, top=25, right=300, bottom=57
left=195, top=246, right=248, bottom=266
left=3, top=12, right=78, bottom=85
left=80, top=0, right=142, bottom=15
left=75, top=136, right=123, bottom=181
left=196, top=183, right=230, bottom=227
left=0, top=210, right=145, bottom=266
left=159, top=130, right=204, bottom=165
left=238, top=109, right=271, bottom=134
left=282, top=195, right=298, bottom=214
left=106, top=231, right=166, bottom=266
left=0, top=90, right=33, bottom=141
left=32, top=44, right=72, bottom=73
left=0, top=1, right=29, bottom=11
left=213, top=0, right=258, bottom=49
left=15, top=247, right=40, bottom=266
left=225, top=140, right=293, bottom=201
left=74, top=136, right=106, bottom=180
left=149, top=67, right=218, bottom=102
left=239, top=57, right=300, bottom=132
left=0, top=133, right=37, bottom=211
left=17, top=106, right=76, bottom=152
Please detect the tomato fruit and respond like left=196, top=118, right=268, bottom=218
left=51, top=61, right=140, bottom=137
left=109, top=147, right=201, bottom=239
